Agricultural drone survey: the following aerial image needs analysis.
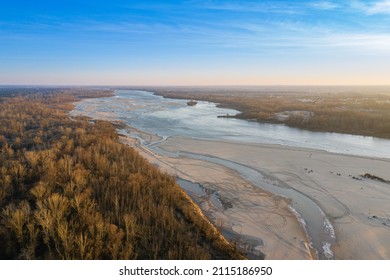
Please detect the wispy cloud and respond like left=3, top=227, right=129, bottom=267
left=309, top=1, right=340, bottom=10
left=352, top=0, right=390, bottom=15
left=321, top=33, right=390, bottom=51
left=366, top=0, right=390, bottom=14
left=2, top=1, right=390, bottom=56
left=172, top=17, right=390, bottom=54
left=193, top=0, right=304, bottom=15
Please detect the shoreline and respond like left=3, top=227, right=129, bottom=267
left=118, top=130, right=315, bottom=260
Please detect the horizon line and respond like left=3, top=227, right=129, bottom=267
left=2, top=84, right=390, bottom=88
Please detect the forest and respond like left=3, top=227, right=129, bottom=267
left=153, top=87, right=390, bottom=139
left=0, top=88, right=242, bottom=260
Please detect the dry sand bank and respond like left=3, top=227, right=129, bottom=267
left=120, top=133, right=314, bottom=260
left=156, top=137, right=390, bottom=259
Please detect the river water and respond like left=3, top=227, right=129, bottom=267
left=72, top=89, right=390, bottom=259
left=76, top=89, right=390, bottom=159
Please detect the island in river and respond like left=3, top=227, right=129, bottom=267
left=187, top=100, right=197, bottom=106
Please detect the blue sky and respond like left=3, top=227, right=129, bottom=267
left=1, top=0, right=390, bottom=85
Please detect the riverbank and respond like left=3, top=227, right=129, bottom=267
left=119, top=133, right=314, bottom=260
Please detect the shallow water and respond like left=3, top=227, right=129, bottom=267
left=158, top=148, right=334, bottom=259
left=182, top=152, right=335, bottom=259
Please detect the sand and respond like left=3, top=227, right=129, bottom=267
left=120, top=130, right=390, bottom=259
left=121, top=135, right=314, bottom=259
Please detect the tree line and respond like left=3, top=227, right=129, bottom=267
left=154, top=89, right=390, bottom=139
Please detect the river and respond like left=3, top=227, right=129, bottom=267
left=76, top=89, right=390, bottom=159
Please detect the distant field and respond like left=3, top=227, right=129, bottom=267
left=152, top=86, right=390, bottom=139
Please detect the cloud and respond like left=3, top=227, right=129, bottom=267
left=193, top=1, right=304, bottom=14
left=352, top=0, right=390, bottom=15
left=310, top=1, right=340, bottom=10
left=366, top=0, right=390, bottom=14
left=195, top=0, right=390, bottom=17
left=320, top=33, right=390, bottom=52
left=175, top=17, right=390, bottom=54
